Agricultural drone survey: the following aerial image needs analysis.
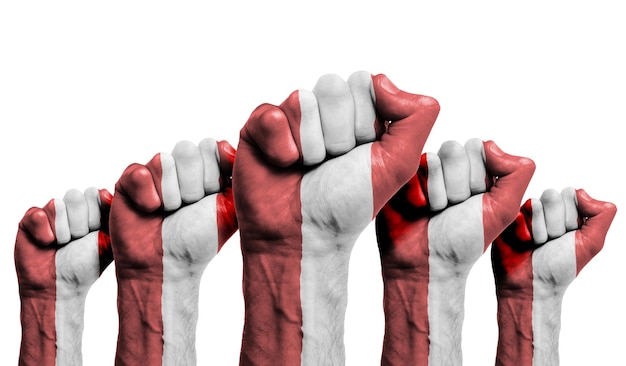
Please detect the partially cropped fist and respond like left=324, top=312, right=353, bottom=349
left=109, top=138, right=238, bottom=366
left=375, top=139, right=535, bottom=365
left=492, top=188, right=617, bottom=366
left=234, top=71, right=440, bottom=365
left=15, top=187, right=113, bottom=366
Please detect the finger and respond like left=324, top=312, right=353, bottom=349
left=561, top=187, right=579, bottom=231
left=84, top=187, right=102, bottom=231
left=540, top=189, right=566, bottom=240
left=240, top=103, right=299, bottom=167
left=198, top=138, right=221, bottom=194
left=115, top=162, right=161, bottom=213
left=53, top=198, right=71, bottom=245
left=20, top=205, right=55, bottom=245
left=63, top=188, right=90, bottom=240
left=574, top=189, right=617, bottom=274
left=422, top=152, right=447, bottom=211
left=172, top=140, right=204, bottom=204
left=313, top=74, right=356, bottom=156
left=217, top=140, right=236, bottom=188
left=97, top=231, right=113, bottom=275
left=98, top=188, right=113, bottom=235
left=348, top=70, right=377, bottom=145
left=464, top=138, right=487, bottom=194
left=159, top=152, right=182, bottom=211
left=481, top=140, right=536, bottom=242
left=530, top=198, right=548, bottom=245
left=438, top=140, right=471, bottom=204
left=280, top=89, right=325, bottom=166
left=405, top=168, right=428, bottom=209
left=369, top=74, right=440, bottom=214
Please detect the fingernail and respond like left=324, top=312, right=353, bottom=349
left=220, top=140, right=236, bottom=159
left=487, top=140, right=504, bottom=157
left=373, top=74, right=398, bottom=94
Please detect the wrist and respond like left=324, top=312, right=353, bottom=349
left=55, top=295, right=87, bottom=365
left=162, top=275, right=202, bottom=365
left=495, top=289, right=564, bottom=366
left=240, top=240, right=352, bottom=365
left=381, top=268, right=466, bottom=365
left=19, top=296, right=57, bottom=366
left=115, top=276, right=164, bottom=365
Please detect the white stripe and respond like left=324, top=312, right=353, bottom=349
left=55, top=232, right=100, bottom=365
left=160, top=152, right=182, bottom=211
left=161, top=195, right=219, bottom=365
left=300, top=144, right=373, bottom=365
left=427, top=195, right=485, bottom=365
left=54, top=199, right=71, bottom=245
left=298, top=90, right=325, bottom=166
left=531, top=231, right=576, bottom=365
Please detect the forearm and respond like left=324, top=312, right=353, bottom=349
left=300, top=249, right=351, bottom=365
left=240, top=247, right=304, bottom=366
left=381, top=269, right=466, bottom=366
left=162, top=275, right=203, bottom=365
left=240, top=243, right=352, bottom=366
left=55, top=294, right=88, bottom=366
left=495, top=291, right=563, bottom=366
left=19, top=288, right=88, bottom=366
left=19, top=295, right=56, bottom=366
left=115, top=275, right=164, bottom=366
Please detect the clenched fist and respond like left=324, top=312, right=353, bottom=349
left=233, top=71, right=440, bottom=365
left=109, top=139, right=238, bottom=366
left=376, top=139, right=535, bottom=365
left=492, top=188, right=616, bottom=366
left=15, top=188, right=113, bottom=366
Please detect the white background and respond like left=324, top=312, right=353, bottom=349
left=1, top=1, right=624, bottom=364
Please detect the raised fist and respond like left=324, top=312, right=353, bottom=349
left=15, top=188, right=113, bottom=366
left=376, top=139, right=535, bottom=365
left=233, top=71, right=440, bottom=365
left=109, top=138, right=237, bottom=366
left=492, top=188, right=616, bottom=366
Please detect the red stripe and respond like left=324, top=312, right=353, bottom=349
left=16, top=201, right=58, bottom=366
left=111, top=158, right=165, bottom=366
left=216, top=188, right=237, bottom=251
left=377, top=166, right=430, bottom=365
left=235, top=104, right=304, bottom=364
left=493, top=200, right=534, bottom=366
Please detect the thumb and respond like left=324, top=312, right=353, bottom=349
left=370, top=74, right=440, bottom=215
left=574, top=189, right=617, bottom=274
left=482, top=140, right=536, bottom=243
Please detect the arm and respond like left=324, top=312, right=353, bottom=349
left=492, top=188, right=616, bottom=365
left=15, top=188, right=113, bottom=366
left=376, top=139, right=535, bottom=365
left=110, top=139, right=237, bottom=365
left=233, top=71, right=439, bottom=365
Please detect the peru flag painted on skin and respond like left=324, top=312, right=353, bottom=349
left=110, top=139, right=237, bottom=366
left=15, top=188, right=113, bottom=366
left=376, top=140, right=535, bottom=365
left=234, top=72, right=440, bottom=365
left=492, top=188, right=616, bottom=366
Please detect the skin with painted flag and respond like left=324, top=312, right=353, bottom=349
left=375, top=139, right=535, bottom=365
left=109, top=138, right=238, bottom=366
left=492, top=188, right=616, bottom=366
left=15, top=188, right=113, bottom=366
left=233, top=71, right=440, bottom=365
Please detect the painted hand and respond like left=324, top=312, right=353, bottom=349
left=15, top=188, right=113, bottom=366
left=109, top=139, right=237, bottom=366
left=376, top=139, right=535, bottom=365
left=233, top=71, right=440, bottom=365
left=492, top=188, right=616, bottom=366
